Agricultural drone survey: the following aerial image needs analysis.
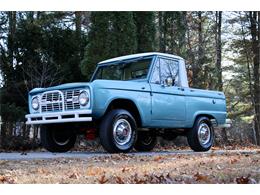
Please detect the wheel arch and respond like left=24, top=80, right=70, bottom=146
left=104, top=98, right=143, bottom=127
left=193, top=113, right=216, bottom=127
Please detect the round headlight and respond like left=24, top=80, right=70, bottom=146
left=31, top=96, right=39, bottom=110
left=79, top=91, right=89, bottom=106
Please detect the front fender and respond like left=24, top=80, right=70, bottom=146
left=92, top=87, right=151, bottom=126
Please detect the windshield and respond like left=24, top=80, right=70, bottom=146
left=92, top=58, right=152, bottom=81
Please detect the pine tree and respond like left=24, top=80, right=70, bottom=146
left=80, top=12, right=112, bottom=78
left=80, top=12, right=137, bottom=79
left=133, top=12, right=156, bottom=52
left=109, top=12, right=137, bottom=56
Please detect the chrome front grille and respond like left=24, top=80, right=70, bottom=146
left=63, top=89, right=81, bottom=110
left=40, top=89, right=82, bottom=113
left=41, top=91, right=63, bottom=112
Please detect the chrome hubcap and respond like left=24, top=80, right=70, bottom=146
left=113, top=119, right=132, bottom=145
left=197, top=123, right=211, bottom=145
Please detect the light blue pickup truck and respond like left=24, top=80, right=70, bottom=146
left=26, top=52, right=227, bottom=153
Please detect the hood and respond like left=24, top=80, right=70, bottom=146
left=29, top=79, right=149, bottom=95
left=29, top=82, right=91, bottom=95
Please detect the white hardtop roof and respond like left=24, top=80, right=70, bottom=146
left=98, top=52, right=183, bottom=64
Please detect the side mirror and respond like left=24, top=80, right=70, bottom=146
left=165, top=77, right=173, bottom=86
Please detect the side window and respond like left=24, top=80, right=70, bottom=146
left=150, top=57, right=179, bottom=86
left=160, top=58, right=179, bottom=86
left=168, top=60, right=179, bottom=86
left=150, top=60, right=160, bottom=84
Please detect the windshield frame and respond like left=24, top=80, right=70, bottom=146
left=90, top=56, right=156, bottom=82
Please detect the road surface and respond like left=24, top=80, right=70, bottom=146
left=1, top=149, right=260, bottom=184
left=0, top=149, right=259, bottom=161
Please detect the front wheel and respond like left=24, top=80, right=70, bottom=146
left=99, top=109, right=137, bottom=153
left=187, top=116, right=214, bottom=152
left=40, top=124, right=76, bottom=152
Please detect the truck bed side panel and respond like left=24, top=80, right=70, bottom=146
left=184, top=88, right=227, bottom=128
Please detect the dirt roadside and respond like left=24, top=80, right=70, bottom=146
left=0, top=148, right=260, bottom=184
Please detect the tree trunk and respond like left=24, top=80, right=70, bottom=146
left=258, top=11, right=260, bottom=143
left=75, top=11, right=82, bottom=57
left=249, top=11, right=260, bottom=145
left=7, top=11, right=16, bottom=66
left=241, top=13, right=256, bottom=143
left=163, top=12, right=168, bottom=52
left=170, top=13, right=175, bottom=54
left=215, top=11, right=223, bottom=91
left=193, top=12, right=203, bottom=88
left=158, top=12, right=165, bottom=52
left=75, top=12, right=82, bottom=42
left=5, top=12, right=16, bottom=138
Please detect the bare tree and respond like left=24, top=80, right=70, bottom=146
left=192, top=11, right=204, bottom=88
left=215, top=11, right=223, bottom=91
left=249, top=11, right=260, bottom=145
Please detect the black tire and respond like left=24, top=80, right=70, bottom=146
left=40, top=124, right=76, bottom=152
left=134, top=130, right=157, bottom=152
left=162, top=130, right=178, bottom=141
left=187, top=116, right=214, bottom=152
left=99, top=109, right=137, bottom=153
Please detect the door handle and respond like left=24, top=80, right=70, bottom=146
left=177, top=87, right=184, bottom=91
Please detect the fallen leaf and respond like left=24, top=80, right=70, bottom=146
left=251, top=159, right=259, bottom=164
left=0, top=175, right=6, bottom=183
left=0, top=175, right=15, bottom=184
left=236, top=176, right=250, bottom=184
left=69, top=173, right=79, bottom=179
left=133, top=175, right=146, bottom=184
left=230, top=158, right=238, bottom=164
left=194, top=172, right=209, bottom=182
left=116, top=176, right=124, bottom=184
left=153, top=156, right=163, bottom=162
left=211, top=147, right=218, bottom=151
left=86, top=167, right=105, bottom=176
left=6, top=177, right=15, bottom=184
left=37, top=168, right=50, bottom=175
left=122, top=167, right=130, bottom=173
left=99, top=175, right=108, bottom=184
left=0, top=161, right=7, bottom=166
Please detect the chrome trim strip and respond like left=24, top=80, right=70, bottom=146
left=26, top=110, right=92, bottom=125
left=211, top=119, right=231, bottom=128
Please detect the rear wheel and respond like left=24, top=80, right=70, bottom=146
left=187, top=116, right=214, bottom=152
left=40, top=124, right=76, bottom=152
left=134, top=130, right=157, bottom=152
left=99, top=109, right=137, bottom=153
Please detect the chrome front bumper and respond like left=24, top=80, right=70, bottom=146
left=25, top=110, right=92, bottom=125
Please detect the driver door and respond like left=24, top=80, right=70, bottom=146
left=150, top=57, right=186, bottom=125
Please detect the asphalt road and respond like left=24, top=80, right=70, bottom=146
left=0, top=150, right=259, bottom=161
